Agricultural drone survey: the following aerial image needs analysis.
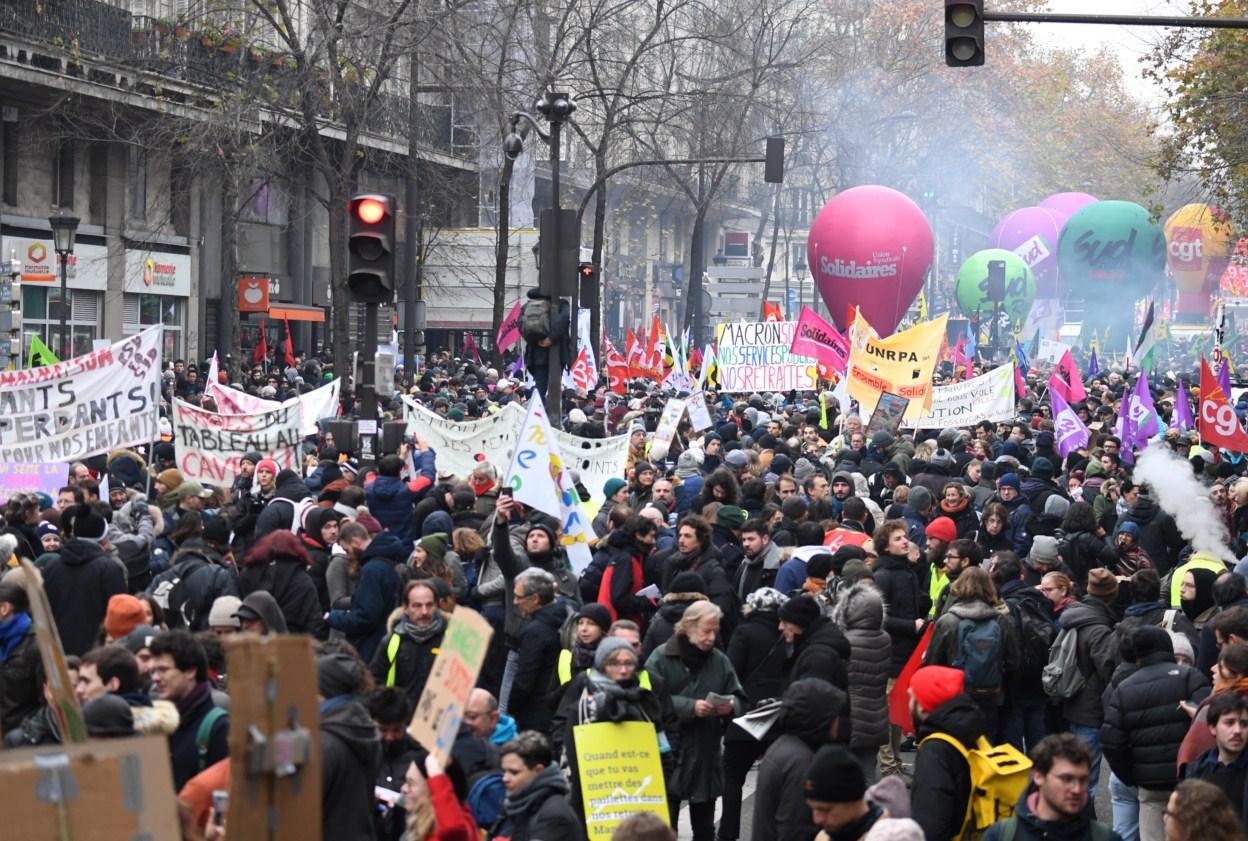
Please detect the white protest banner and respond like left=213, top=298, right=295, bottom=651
left=649, top=397, right=686, bottom=462
left=205, top=378, right=339, bottom=436
left=402, top=398, right=628, bottom=504
left=1036, top=338, right=1072, bottom=367
left=687, top=391, right=713, bottom=432
left=901, top=363, right=1016, bottom=429
left=504, top=394, right=594, bottom=572
left=0, top=325, right=162, bottom=463
left=205, top=381, right=281, bottom=415
left=715, top=321, right=817, bottom=392
left=173, top=398, right=303, bottom=485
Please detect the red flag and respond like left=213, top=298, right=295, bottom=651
left=463, top=332, right=482, bottom=363
left=496, top=302, right=522, bottom=352
left=888, top=625, right=934, bottom=736
left=283, top=318, right=296, bottom=368
left=1047, top=349, right=1087, bottom=403
left=645, top=315, right=664, bottom=381
left=253, top=318, right=268, bottom=364
left=605, top=337, right=628, bottom=394
left=569, top=348, right=594, bottom=391
left=762, top=301, right=782, bottom=322
left=1199, top=357, right=1248, bottom=452
left=625, top=328, right=644, bottom=378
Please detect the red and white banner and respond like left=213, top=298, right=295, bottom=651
left=790, top=305, right=850, bottom=373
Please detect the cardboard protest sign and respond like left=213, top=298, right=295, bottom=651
left=402, top=399, right=629, bottom=504
left=687, top=391, right=713, bottom=432
left=649, top=397, right=686, bottom=462
left=865, top=392, right=909, bottom=438
left=574, top=721, right=670, bottom=840
left=846, top=312, right=946, bottom=419
left=408, top=607, right=493, bottom=766
left=790, top=306, right=850, bottom=373
left=715, top=321, right=818, bottom=392
left=0, top=735, right=179, bottom=841
left=0, top=462, right=65, bottom=504
left=901, top=363, right=1015, bottom=429
left=0, top=325, right=162, bottom=463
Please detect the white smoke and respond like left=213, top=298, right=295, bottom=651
left=1133, top=447, right=1236, bottom=563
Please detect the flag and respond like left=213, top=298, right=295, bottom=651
left=496, top=302, right=522, bottom=353
left=463, top=332, right=482, bottom=364
left=1219, top=350, right=1234, bottom=399
left=604, top=337, right=628, bottom=395
left=1028, top=328, right=1040, bottom=362
left=253, top=319, right=268, bottom=364
left=28, top=334, right=59, bottom=368
left=1051, top=390, right=1089, bottom=459
left=1048, top=350, right=1087, bottom=404
left=625, top=328, right=642, bottom=377
left=1200, top=357, right=1248, bottom=452
left=762, top=301, right=782, bottom=322
left=889, top=625, right=934, bottom=735
left=283, top=318, right=296, bottom=368
left=1173, top=376, right=1196, bottom=432
left=916, top=290, right=928, bottom=321
left=568, top=348, right=594, bottom=391
left=644, top=315, right=664, bottom=381
left=1013, top=339, right=1030, bottom=374
left=1009, top=346, right=1027, bottom=399
left=1123, top=370, right=1160, bottom=458
left=1087, top=348, right=1100, bottom=380
left=1131, top=301, right=1157, bottom=369
left=699, top=343, right=719, bottom=390
left=207, top=351, right=220, bottom=386
left=964, top=321, right=977, bottom=360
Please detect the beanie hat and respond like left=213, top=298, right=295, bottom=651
left=1169, top=631, right=1195, bottom=663
left=1028, top=535, right=1060, bottom=565
left=872, top=430, right=894, bottom=448
left=634, top=461, right=655, bottom=477
left=770, top=454, right=793, bottom=476
left=669, top=571, right=707, bottom=596
left=997, top=472, right=1021, bottom=491
left=803, top=745, right=866, bottom=803
left=1087, top=568, right=1119, bottom=600
left=910, top=665, right=965, bottom=713
left=841, top=559, right=874, bottom=585
left=716, top=505, right=748, bottom=530
left=256, top=459, right=279, bottom=476
left=1031, top=457, right=1055, bottom=481
left=241, top=452, right=264, bottom=466
left=724, top=450, right=750, bottom=469
left=829, top=545, right=868, bottom=575
left=907, top=486, right=932, bottom=513
left=603, top=477, right=628, bottom=499
left=794, top=458, right=816, bottom=482
left=930, top=449, right=953, bottom=470
left=1114, top=521, right=1140, bottom=538
left=577, top=602, right=613, bottom=634
left=778, top=594, right=822, bottom=628
left=36, top=522, right=59, bottom=539
left=744, top=586, right=789, bottom=615
left=593, top=637, right=638, bottom=671
left=527, top=522, right=558, bottom=547
left=104, top=594, right=146, bottom=640
left=64, top=504, right=108, bottom=542
left=416, top=533, right=449, bottom=564
left=83, top=694, right=136, bottom=738
left=120, top=624, right=158, bottom=655
left=316, top=652, right=364, bottom=699
left=1036, top=430, right=1056, bottom=448
left=924, top=517, right=957, bottom=544
left=208, top=595, right=242, bottom=630
left=1044, top=495, right=1071, bottom=518
left=862, top=819, right=925, bottom=841
left=156, top=468, right=184, bottom=489
left=805, top=553, right=835, bottom=581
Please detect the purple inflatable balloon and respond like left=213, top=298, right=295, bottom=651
left=989, top=206, right=1066, bottom=298
left=1039, top=191, right=1098, bottom=222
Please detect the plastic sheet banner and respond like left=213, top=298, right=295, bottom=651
left=0, top=462, right=67, bottom=504
left=402, top=398, right=628, bottom=504
left=715, top=321, right=818, bottom=392
left=901, top=363, right=1016, bottom=429
left=574, top=721, right=670, bottom=840
left=0, top=325, right=162, bottom=463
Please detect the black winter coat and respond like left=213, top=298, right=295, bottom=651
left=726, top=609, right=788, bottom=707
left=872, top=552, right=924, bottom=676
left=785, top=615, right=850, bottom=692
left=1058, top=598, right=1120, bottom=727
left=168, top=683, right=229, bottom=790
left=641, top=593, right=704, bottom=663
left=0, top=626, right=40, bottom=734
left=1059, top=529, right=1117, bottom=590
left=496, top=766, right=584, bottom=841
left=832, top=582, right=892, bottom=749
left=656, top=544, right=736, bottom=630
left=369, top=618, right=446, bottom=705
left=42, top=538, right=126, bottom=656
left=320, top=697, right=382, bottom=841
left=238, top=555, right=326, bottom=638
left=912, top=694, right=988, bottom=841
left=508, top=599, right=569, bottom=732
left=1101, top=653, right=1210, bottom=790
left=1118, top=496, right=1185, bottom=575
left=751, top=679, right=839, bottom=841
left=252, top=471, right=313, bottom=541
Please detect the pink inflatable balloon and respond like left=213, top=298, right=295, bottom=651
left=989, top=206, right=1066, bottom=298
left=1039, top=191, right=1098, bottom=222
left=807, top=186, right=934, bottom=335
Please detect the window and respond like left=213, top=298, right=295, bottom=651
left=128, top=145, right=147, bottom=221
left=1, top=119, right=16, bottom=206
left=54, top=141, right=74, bottom=209
left=123, top=292, right=183, bottom=359
left=22, top=287, right=101, bottom=359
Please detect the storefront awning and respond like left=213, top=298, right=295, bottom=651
left=269, top=304, right=326, bottom=323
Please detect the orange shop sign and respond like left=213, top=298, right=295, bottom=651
left=238, top=277, right=270, bottom=312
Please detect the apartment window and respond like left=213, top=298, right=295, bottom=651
left=54, top=141, right=75, bottom=209
left=123, top=292, right=183, bottom=359
left=2, top=119, right=17, bottom=206
left=22, top=287, right=101, bottom=359
left=128, top=144, right=148, bottom=221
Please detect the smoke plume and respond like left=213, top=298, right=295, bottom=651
left=1133, top=446, right=1235, bottom=563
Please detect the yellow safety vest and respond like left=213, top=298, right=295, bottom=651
left=1169, top=553, right=1229, bottom=608
left=385, top=633, right=440, bottom=688
left=929, top=567, right=949, bottom=618
left=556, top=648, right=652, bottom=689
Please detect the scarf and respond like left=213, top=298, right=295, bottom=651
left=175, top=680, right=213, bottom=720
left=940, top=497, right=969, bottom=517
left=677, top=634, right=712, bottom=673
left=570, top=640, right=597, bottom=672
left=398, top=612, right=447, bottom=645
left=803, top=577, right=827, bottom=595
left=582, top=670, right=648, bottom=724
left=0, top=611, right=31, bottom=660
left=503, top=766, right=567, bottom=817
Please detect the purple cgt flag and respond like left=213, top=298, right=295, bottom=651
left=1051, top=390, right=1089, bottom=460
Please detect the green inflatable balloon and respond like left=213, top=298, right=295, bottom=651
left=955, top=249, right=1036, bottom=326
left=1055, top=200, right=1166, bottom=291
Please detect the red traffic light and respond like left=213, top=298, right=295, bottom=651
left=357, top=198, right=386, bottom=224
left=578, top=262, right=594, bottom=278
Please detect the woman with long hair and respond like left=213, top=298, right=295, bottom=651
left=1164, top=779, right=1246, bottom=841
left=696, top=469, right=740, bottom=513
left=400, top=753, right=477, bottom=841
left=976, top=502, right=1014, bottom=555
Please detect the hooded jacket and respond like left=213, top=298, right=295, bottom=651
left=925, top=599, right=1020, bottom=707
left=0, top=615, right=39, bottom=734
left=252, top=470, right=313, bottom=540
left=326, top=534, right=404, bottom=663
left=832, top=582, right=892, bottom=749
left=786, top=614, right=851, bottom=694
left=496, top=764, right=583, bottom=841
left=238, top=538, right=324, bottom=638
left=1120, top=494, right=1185, bottom=575
left=320, top=697, right=382, bottom=841
left=368, top=612, right=447, bottom=704
left=238, top=590, right=288, bottom=634
left=366, top=451, right=437, bottom=548
left=42, top=538, right=127, bottom=656
left=912, top=694, right=988, bottom=841
left=508, top=599, right=569, bottom=732
left=872, top=552, right=925, bottom=676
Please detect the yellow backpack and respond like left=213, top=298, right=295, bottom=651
left=919, top=733, right=1032, bottom=841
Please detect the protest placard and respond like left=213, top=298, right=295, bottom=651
left=649, top=397, right=686, bottom=461
left=574, top=721, right=670, bottom=840
left=0, top=462, right=66, bottom=503
left=901, top=363, right=1016, bottom=429
left=0, top=325, right=162, bottom=463
left=408, top=607, right=493, bottom=766
left=790, top=306, right=850, bottom=373
left=687, top=391, right=713, bottom=432
left=402, top=398, right=628, bottom=504
left=1036, top=338, right=1072, bottom=367
left=715, top=321, right=818, bottom=392
left=846, top=312, right=946, bottom=419
left=206, top=378, right=339, bottom=436
left=866, top=392, right=910, bottom=438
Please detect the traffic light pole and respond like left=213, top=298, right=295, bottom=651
left=359, top=302, right=379, bottom=462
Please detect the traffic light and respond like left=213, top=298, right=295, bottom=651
left=348, top=193, right=396, bottom=303
left=578, top=262, right=596, bottom=286
left=945, top=0, right=984, bottom=67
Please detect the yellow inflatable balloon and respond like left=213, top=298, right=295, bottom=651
left=1164, top=203, right=1234, bottom=293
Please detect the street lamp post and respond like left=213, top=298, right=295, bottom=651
left=48, top=212, right=80, bottom=360
left=795, top=257, right=807, bottom=315
left=503, top=90, right=577, bottom=424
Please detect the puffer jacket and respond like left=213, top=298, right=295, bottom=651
left=924, top=599, right=1020, bottom=707
left=831, top=582, right=891, bottom=749
left=252, top=470, right=314, bottom=540
left=1101, top=631, right=1211, bottom=790
left=786, top=615, right=850, bottom=692
left=365, top=452, right=436, bottom=549
left=872, top=551, right=924, bottom=676
left=1058, top=597, right=1120, bottom=728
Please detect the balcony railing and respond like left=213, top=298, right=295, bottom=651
left=0, top=0, right=133, bottom=60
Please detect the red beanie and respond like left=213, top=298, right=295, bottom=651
left=910, top=665, right=965, bottom=713
left=925, top=516, right=957, bottom=544
left=104, top=594, right=146, bottom=641
left=256, top=458, right=279, bottom=476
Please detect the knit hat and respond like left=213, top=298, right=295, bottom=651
left=909, top=665, right=965, bottom=713
left=1028, top=535, right=1060, bottom=566
left=527, top=522, right=558, bottom=547
left=577, top=602, right=613, bottom=634
left=316, top=652, right=365, bottom=699
left=208, top=595, right=242, bottom=630
left=568, top=408, right=588, bottom=425
left=1169, top=631, right=1195, bottom=663
left=241, top=452, right=264, bottom=466
left=803, top=745, right=866, bottom=803
left=829, top=545, right=868, bottom=575
left=724, top=450, right=750, bottom=469
left=872, top=430, right=894, bottom=448
left=841, top=559, right=874, bottom=585
left=1036, top=430, right=1056, bottom=448
left=924, top=517, right=957, bottom=544
left=593, top=637, right=638, bottom=671
left=36, top=522, right=58, bottom=539
left=104, top=594, right=146, bottom=640
left=1031, top=457, right=1055, bottom=480
left=120, top=624, right=158, bottom=655
left=716, top=505, right=748, bottom=530
left=793, top=458, right=816, bottom=482
left=676, top=450, right=704, bottom=479
left=416, top=533, right=448, bottom=564
left=907, top=486, right=932, bottom=513
left=156, top=468, right=184, bottom=489
left=634, top=461, right=655, bottom=477
left=862, top=819, right=925, bottom=841
left=83, top=694, right=136, bottom=738
left=1044, top=495, right=1071, bottom=518
left=63, top=504, right=107, bottom=542
left=770, top=454, right=793, bottom=476
left=805, top=553, right=835, bottom=581
left=1114, top=521, right=1140, bottom=538
left=1087, top=568, right=1119, bottom=600
left=745, top=587, right=789, bottom=615
left=669, top=571, right=707, bottom=596
left=997, top=472, right=1021, bottom=491
left=778, top=594, right=822, bottom=628
left=603, top=477, right=628, bottom=499
left=256, top=459, right=279, bottom=476
left=930, top=449, right=953, bottom=470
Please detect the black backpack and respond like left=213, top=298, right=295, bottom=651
left=520, top=298, right=552, bottom=344
left=119, top=541, right=153, bottom=594
left=147, top=556, right=217, bottom=630
left=1006, top=591, right=1059, bottom=683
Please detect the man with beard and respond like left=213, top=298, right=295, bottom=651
left=930, top=537, right=981, bottom=619
left=732, top=519, right=781, bottom=603
left=984, top=734, right=1118, bottom=840
left=370, top=580, right=448, bottom=705
left=923, top=517, right=957, bottom=616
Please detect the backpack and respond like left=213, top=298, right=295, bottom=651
left=466, top=769, right=506, bottom=829
left=520, top=297, right=553, bottom=344
left=1041, top=626, right=1086, bottom=700
left=953, top=616, right=1003, bottom=694
left=147, top=556, right=211, bottom=629
left=268, top=496, right=320, bottom=533
left=919, top=733, right=1032, bottom=841
left=119, top=540, right=153, bottom=594
left=196, top=706, right=227, bottom=773
left=1006, top=594, right=1059, bottom=684
left=997, top=815, right=1110, bottom=841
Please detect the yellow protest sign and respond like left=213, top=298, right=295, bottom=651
left=847, top=312, right=948, bottom=419
left=574, top=721, right=669, bottom=840
left=408, top=607, right=493, bottom=766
